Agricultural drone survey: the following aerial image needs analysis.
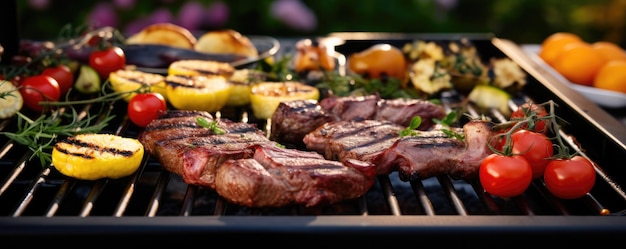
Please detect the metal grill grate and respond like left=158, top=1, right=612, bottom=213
left=1, top=34, right=626, bottom=244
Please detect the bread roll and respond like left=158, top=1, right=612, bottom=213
left=126, top=23, right=197, bottom=49
left=194, top=29, right=258, bottom=57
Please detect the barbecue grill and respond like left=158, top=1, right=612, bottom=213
left=1, top=33, right=625, bottom=245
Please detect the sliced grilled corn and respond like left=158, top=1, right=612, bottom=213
left=165, top=74, right=232, bottom=112
left=168, top=59, right=235, bottom=78
left=250, top=81, right=319, bottom=120
left=109, top=69, right=167, bottom=102
left=226, top=69, right=266, bottom=107
left=51, top=134, right=144, bottom=180
left=0, top=80, right=23, bottom=119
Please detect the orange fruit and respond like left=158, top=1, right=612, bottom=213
left=551, top=42, right=608, bottom=86
left=538, top=32, right=584, bottom=66
left=591, top=41, right=626, bottom=62
left=593, top=60, right=626, bottom=94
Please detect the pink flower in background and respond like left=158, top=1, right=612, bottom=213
left=28, top=0, right=50, bottom=10
left=205, top=1, right=229, bottom=28
left=87, top=2, right=118, bottom=29
left=113, top=0, right=136, bottom=10
left=270, top=0, right=317, bottom=32
left=178, top=1, right=205, bottom=31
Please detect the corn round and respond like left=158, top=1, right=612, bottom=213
left=52, top=134, right=144, bottom=180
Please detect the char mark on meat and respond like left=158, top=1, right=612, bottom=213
left=375, top=120, right=494, bottom=181
left=215, top=144, right=376, bottom=208
left=138, top=110, right=272, bottom=189
left=303, top=119, right=404, bottom=175
left=270, top=99, right=336, bottom=148
left=271, top=94, right=446, bottom=147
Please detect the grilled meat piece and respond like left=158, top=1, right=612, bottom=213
left=375, top=120, right=494, bottom=181
left=215, top=144, right=376, bottom=208
left=303, top=119, right=404, bottom=175
left=304, top=119, right=494, bottom=181
left=269, top=99, right=336, bottom=148
left=138, top=110, right=271, bottom=189
left=271, top=94, right=447, bottom=146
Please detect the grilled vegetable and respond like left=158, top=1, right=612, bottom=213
left=51, top=134, right=144, bottom=180
left=109, top=69, right=167, bottom=102
left=0, top=80, right=23, bottom=119
left=168, top=59, right=235, bottom=77
left=250, top=81, right=319, bottom=120
left=74, top=64, right=101, bottom=94
left=165, top=74, right=232, bottom=112
left=467, top=84, right=511, bottom=115
left=226, top=69, right=266, bottom=107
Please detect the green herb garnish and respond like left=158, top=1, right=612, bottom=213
left=196, top=117, right=226, bottom=135
left=399, top=116, right=422, bottom=137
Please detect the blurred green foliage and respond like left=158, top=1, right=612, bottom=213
left=14, top=0, right=626, bottom=46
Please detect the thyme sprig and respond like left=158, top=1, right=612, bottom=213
left=0, top=81, right=146, bottom=167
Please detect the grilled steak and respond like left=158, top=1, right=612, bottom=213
left=215, top=144, right=376, bottom=207
left=138, top=110, right=271, bottom=189
left=303, top=119, right=404, bottom=175
left=271, top=94, right=447, bottom=146
left=304, top=119, right=494, bottom=181
left=375, top=120, right=494, bottom=181
left=269, top=99, right=336, bottom=148
left=139, top=110, right=377, bottom=207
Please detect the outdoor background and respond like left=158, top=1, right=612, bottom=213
left=14, top=0, right=626, bottom=47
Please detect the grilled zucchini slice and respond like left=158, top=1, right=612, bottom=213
left=467, top=84, right=511, bottom=116
left=51, top=134, right=144, bottom=180
left=0, top=80, right=23, bottom=119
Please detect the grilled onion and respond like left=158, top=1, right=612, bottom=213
left=250, top=81, right=319, bottom=120
left=51, top=134, right=144, bottom=180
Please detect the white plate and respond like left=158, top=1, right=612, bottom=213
left=521, top=44, right=626, bottom=108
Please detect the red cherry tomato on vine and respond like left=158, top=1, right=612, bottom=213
left=19, top=75, right=61, bottom=112
left=511, top=102, right=549, bottom=133
left=89, top=46, right=126, bottom=80
left=479, top=153, right=532, bottom=198
left=41, top=64, right=74, bottom=95
left=128, top=92, right=167, bottom=127
left=543, top=156, right=596, bottom=199
left=511, top=129, right=554, bottom=179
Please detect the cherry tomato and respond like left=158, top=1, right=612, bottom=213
left=511, top=102, right=549, bottom=133
left=511, top=129, right=554, bottom=179
left=89, top=46, right=126, bottom=80
left=127, top=92, right=167, bottom=127
left=19, top=75, right=61, bottom=112
left=543, top=156, right=596, bottom=199
left=479, top=153, right=532, bottom=198
left=41, top=64, right=74, bottom=95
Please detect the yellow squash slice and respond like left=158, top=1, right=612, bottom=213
left=109, top=69, right=167, bottom=101
left=250, top=81, right=320, bottom=120
left=165, top=74, right=232, bottom=112
left=52, top=134, right=144, bottom=180
left=168, top=59, right=235, bottom=78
